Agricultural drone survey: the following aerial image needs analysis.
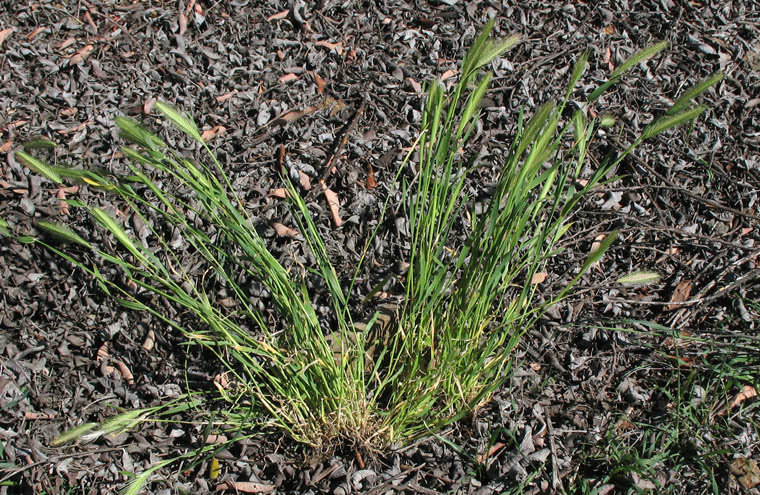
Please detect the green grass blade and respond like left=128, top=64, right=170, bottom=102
left=35, top=221, right=92, bottom=249
left=642, top=106, right=706, bottom=140
left=23, top=137, right=57, bottom=150
left=155, top=101, right=203, bottom=143
left=618, top=271, right=661, bottom=286
left=666, top=73, right=723, bottom=116
left=15, top=151, right=62, bottom=184
left=589, top=41, right=668, bottom=101
left=51, top=422, right=98, bottom=446
left=90, top=207, right=151, bottom=267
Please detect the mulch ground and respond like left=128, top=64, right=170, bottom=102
left=1, top=1, right=759, bottom=494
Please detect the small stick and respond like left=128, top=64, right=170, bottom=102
left=309, top=100, right=366, bottom=200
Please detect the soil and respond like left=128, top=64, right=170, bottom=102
left=1, top=1, right=759, bottom=494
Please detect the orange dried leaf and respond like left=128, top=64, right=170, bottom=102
left=215, top=91, right=237, bottom=103
left=178, top=9, right=188, bottom=36
left=407, top=77, right=422, bottom=93
left=602, top=25, right=615, bottom=35
left=56, top=187, right=70, bottom=215
left=201, top=125, right=227, bottom=143
left=367, top=165, right=377, bottom=189
left=206, top=434, right=228, bottom=444
left=320, top=180, right=342, bottom=227
left=214, top=372, right=230, bottom=390
left=531, top=272, right=548, bottom=285
left=0, top=27, right=14, bottom=47
left=440, top=69, right=457, bottom=82
left=143, top=97, right=156, bottom=115
left=267, top=9, right=289, bottom=21
left=730, top=385, right=758, bottom=411
left=142, top=329, right=155, bottom=351
left=25, top=411, right=55, bottom=420
left=313, top=40, right=343, bottom=54
left=84, top=11, right=97, bottom=32
left=69, top=44, right=94, bottom=65
left=0, top=140, right=12, bottom=153
left=55, top=37, right=76, bottom=50
left=589, top=234, right=606, bottom=270
left=279, top=73, right=299, bottom=83
left=27, top=26, right=47, bottom=41
left=298, top=170, right=311, bottom=190
left=216, top=481, right=276, bottom=493
left=313, top=71, right=326, bottom=93
left=96, top=342, right=110, bottom=361
left=269, top=188, right=289, bottom=199
left=730, top=457, right=760, bottom=489
left=115, top=360, right=134, bottom=386
left=665, top=280, right=693, bottom=310
left=476, top=442, right=505, bottom=463
left=272, top=222, right=300, bottom=238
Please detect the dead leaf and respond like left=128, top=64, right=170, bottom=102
left=728, top=385, right=758, bottom=412
left=476, top=442, right=505, bottom=463
left=0, top=140, right=11, bottom=153
left=271, top=222, right=300, bottom=238
left=216, top=481, right=276, bottom=493
left=531, top=272, right=547, bottom=285
left=55, top=37, right=76, bottom=50
left=529, top=362, right=541, bottom=371
left=440, top=69, right=457, bottom=82
left=69, top=44, right=94, bottom=65
left=665, top=280, right=693, bottom=310
left=602, top=25, right=615, bottom=35
left=214, top=372, right=230, bottom=390
left=320, top=179, right=342, bottom=227
left=215, top=91, right=237, bottom=103
left=279, top=73, right=299, bottom=83
left=57, top=121, right=90, bottom=135
left=24, top=411, right=55, bottom=420
left=269, top=188, right=289, bottom=199
left=589, top=233, right=606, bottom=271
left=298, top=170, right=311, bottom=190
left=267, top=9, right=289, bottom=21
left=730, top=457, right=760, bottom=489
left=367, top=164, right=377, bottom=189
left=0, top=28, right=14, bottom=47
left=178, top=9, right=188, bottom=36
left=115, top=360, right=134, bottom=386
left=313, top=71, right=326, bottom=93
left=201, top=125, right=226, bottom=143
left=407, top=77, right=422, bottom=93
left=313, top=40, right=343, bottom=54
left=217, top=297, right=236, bottom=308
left=143, top=97, right=156, bottom=115
left=84, top=10, right=97, bottom=32
left=97, top=342, right=110, bottom=361
left=27, top=26, right=47, bottom=41
left=206, top=434, right=228, bottom=444
left=56, top=185, right=80, bottom=215
left=142, top=329, right=155, bottom=351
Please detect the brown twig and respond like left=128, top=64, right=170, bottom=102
left=311, top=99, right=366, bottom=194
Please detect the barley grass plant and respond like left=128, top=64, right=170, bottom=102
left=9, top=21, right=721, bottom=492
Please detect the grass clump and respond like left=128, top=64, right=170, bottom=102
left=8, top=20, right=721, bottom=491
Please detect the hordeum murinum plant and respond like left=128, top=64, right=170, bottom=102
left=7, top=20, right=721, bottom=493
